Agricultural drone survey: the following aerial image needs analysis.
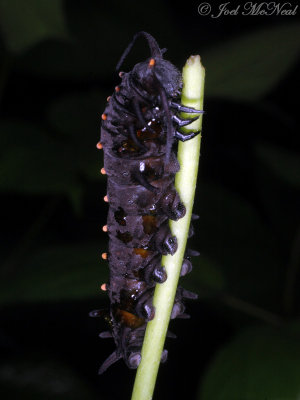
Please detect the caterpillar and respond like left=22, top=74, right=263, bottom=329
left=90, top=32, right=203, bottom=374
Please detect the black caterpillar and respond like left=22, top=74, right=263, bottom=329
left=91, top=32, right=203, bottom=374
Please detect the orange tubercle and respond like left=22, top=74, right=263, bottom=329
left=102, top=225, right=108, bottom=232
left=104, top=195, right=108, bottom=202
left=115, top=86, right=120, bottom=92
left=100, top=167, right=106, bottom=175
left=107, top=96, right=111, bottom=102
left=96, top=142, right=103, bottom=150
left=101, top=252, right=107, bottom=260
left=148, top=58, right=155, bottom=67
left=101, top=113, right=107, bottom=120
left=100, top=283, right=107, bottom=291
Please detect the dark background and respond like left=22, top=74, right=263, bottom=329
left=0, top=1, right=300, bottom=399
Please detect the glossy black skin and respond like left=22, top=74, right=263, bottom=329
left=91, top=32, right=201, bottom=374
left=101, top=58, right=200, bottom=153
left=100, top=61, right=178, bottom=151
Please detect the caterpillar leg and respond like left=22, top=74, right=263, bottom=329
left=135, top=292, right=156, bottom=321
left=128, top=124, right=147, bottom=150
left=132, top=97, right=147, bottom=127
left=178, top=286, right=198, bottom=300
left=172, top=114, right=199, bottom=127
left=171, top=301, right=186, bottom=319
left=188, top=223, right=195, bottom=238
left=133, top=170, right=158, bottom=192
left=161, top=349, right=168, bottom=363
left=98, top=351, right=121, bottom=375
left=180, top=259, right=193, bottom=276
left=125, top=348, right=168, bottom=369
left=125, top=352, right=142, bottom=369
left=167, top=331, right=177, bottom=339
left=144, top=261, right=167, bottom=284
left=159, top=189, right=186, bottom=220
left=99, top=331, right=113, bottom=339
left=175, top=130, right=201, bottom=142
left=151, top=265, right=167, bottom=283
left=171, top=101, right=204, bottom=114
left=186, top=248, right=200, bottom=257
left=154, top=223, right=178, bottom=255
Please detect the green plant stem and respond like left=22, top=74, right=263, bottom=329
left=131, top=56, right=205, bottom=400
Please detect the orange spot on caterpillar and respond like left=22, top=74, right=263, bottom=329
left=104, top=195, right=109, bottom=202
left=148, top=58, right=155, bottom=68
left=115, top=86, right=120, bottom=92
left=101, top=168, right=106, bottom=175
left=101, top=113, right=107, bottom=120
left=134, top=248, right=150, bottom=259
left=142, top=215, right=157, bottom=234
left=101, top=252, right=107, bottom=260
left=102, top=225, right=108, bottom=232
left=100, top=283, right=107, bottom=291
left=115, top=309, right=145, bottom=329
left=106, top=96, right=111, bottom=102
left=96, top=142, right=103, bottom=149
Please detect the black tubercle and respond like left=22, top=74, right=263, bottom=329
left=91, top=32, right=203, bottom=374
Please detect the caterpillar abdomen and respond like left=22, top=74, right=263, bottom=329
left=91, top=32, right=202, bottom=374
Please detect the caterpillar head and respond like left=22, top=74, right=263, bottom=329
left=132, top=58, right=182, bottom=99
left=116, top=31, right=182, bottom=99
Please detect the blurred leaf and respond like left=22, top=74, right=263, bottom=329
left=203, top=23, right=300, bottom=100
left=196, top=183, right=281, bottom=308
left=47, top=91, right=104, bottom=135
left=256, top=143, right=300, bottom=187
left=17, top=0, right=183, bottom=79
left=0, top=0, right=68, bottom=53
left=253, top=144, right=299, bottom=253
left=0, top=121, right=82, bottom=210
left=183, top=255, right=225, bottom=294
left=0, top=353, right=98, bottom=399
left=47, top=90, right=105, bottom=180
left=0, top=121, right=92, bottom=211
left=198, top=324, right=300, bottom=399
left=0, top=243, right=107, bottom=305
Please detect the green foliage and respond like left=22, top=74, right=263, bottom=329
left=256, top=143, right=300, bottom=187
left=199, top=324, right=300, bottom=399
left=0, top=244, right=107, bottom=305
left=0, top=0, right=68, bottom=53
left=0, top=121, right=83, bottom=211
left=184, top=255, right=225, bottom=294
left=47, top=91, right=106, bottom=181
left=0, top=353, right=99, bottom=399
left=203, top=23, right=300, bottom=100
left=196, top=184, right=281, bottom=307
left=0, top=110, right=106, bottom=211
left=15, top=0, right=182, bottom=79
